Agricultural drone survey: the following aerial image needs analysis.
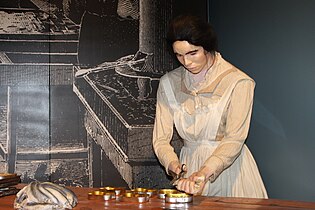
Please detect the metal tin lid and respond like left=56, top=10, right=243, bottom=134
left=165, top=192, right=193, bottom=203
left=157, top=189, right=178, bottom=199
left=122, top=192, right=150, bottom=203
left=88, top=190, right=105, bottom=200
left=146, top=189, right=157, bottom=197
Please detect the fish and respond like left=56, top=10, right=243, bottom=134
left=14, top=181, right=78, bottom=210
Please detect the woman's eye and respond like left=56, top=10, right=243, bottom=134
left=189, top=50, right=199, bottom=56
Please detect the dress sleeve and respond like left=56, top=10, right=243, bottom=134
left=202, top=79, right=256, bottom=182
left=152, top=77, right=180, bottom=174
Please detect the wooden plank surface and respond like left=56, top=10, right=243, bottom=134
left=1, top=184, right=315, bottom=209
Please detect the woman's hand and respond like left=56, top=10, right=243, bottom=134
left=168, top=160, right=182, bottom=175
left=176, top=171, right=208, bottom=195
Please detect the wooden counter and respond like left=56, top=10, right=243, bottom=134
left=1, top=185, right=315, bottom=209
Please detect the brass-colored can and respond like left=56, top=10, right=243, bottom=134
left=124, top=190, right=134, bottom=198
left=103, top=192, right=116, bottom=201
left=132, top=187, right=147, bottom=194
left=146, top=189, right=157, bottom=197
left=122, top=191, right=149, bottom=203
left=100, top=186, right=115, bottom=192
left=114, top=187, right=126, bottom=196
left=165, top=192, right=193, bottom=203
left=157, top=189, right=178, bottom=199
left=134, top=193, right=150, bottom=203
left=88, top=190, right=105, bottom=200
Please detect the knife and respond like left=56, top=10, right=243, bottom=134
left=170, top=164, right=187, bottom=186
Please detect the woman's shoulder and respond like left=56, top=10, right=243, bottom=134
left=230, top=69, right=255, bottom=83
left=160, top=66, right=184, bottom=83
left=217, top=53, right=254, bottom=83
left=213, top=68, right=255, bottom=97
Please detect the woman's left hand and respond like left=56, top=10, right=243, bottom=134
left=176, top=171, right=207, bottom=195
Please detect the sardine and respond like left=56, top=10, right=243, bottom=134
left=14, top=181, right=78, bottom=209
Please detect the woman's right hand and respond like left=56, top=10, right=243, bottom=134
left=168, top=160, right=182, bottom=175
left=176, top=171, right=207, bottom=195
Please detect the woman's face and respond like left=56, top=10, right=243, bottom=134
left=173, top=40, right=210, bottom=74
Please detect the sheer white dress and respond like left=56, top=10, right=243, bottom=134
left=154, top=53, right=268, bottom=198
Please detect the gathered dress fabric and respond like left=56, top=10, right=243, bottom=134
left=153, top=53, right=268, bottom=198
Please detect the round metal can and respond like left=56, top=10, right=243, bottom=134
left=157, top=189, right=178, bottom=199
left=146, top=189, right=157, bottom=197
left=88, top=190, right=105, bottom=200
left=135, top=194, right=149, bottom=203
left=132, top=187, right=147, bottom=194
left=122, top=192, right=150, bottom=203
left=165, top=192, right=193, bottom=203
left=114, top=187, right=126, bottom=196
left=103, top=192, right=116, bottom=201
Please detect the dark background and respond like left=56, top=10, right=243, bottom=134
left=209, top=0, right=315, bottom=202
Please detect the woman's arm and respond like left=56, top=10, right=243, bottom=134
left=152, top=77, right=180, bottom=174
left=202, top=79, right=255, bottom=181
left=176, top=79, right=255, bottom=194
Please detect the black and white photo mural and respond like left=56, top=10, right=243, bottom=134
left=0, top=0, right=208, bottom=189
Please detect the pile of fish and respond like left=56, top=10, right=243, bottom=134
left=14, top=181, right=78, bottom=210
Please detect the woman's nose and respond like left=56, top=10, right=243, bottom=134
left=183, top=56, right=192, bottom=66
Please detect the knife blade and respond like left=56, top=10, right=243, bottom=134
left=170, top=164, right=186, bottom=186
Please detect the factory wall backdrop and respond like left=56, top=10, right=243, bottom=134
left=0, top=0, right=208, bottom=189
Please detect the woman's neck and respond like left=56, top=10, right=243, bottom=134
left=191, top=53, right=216, bottom=84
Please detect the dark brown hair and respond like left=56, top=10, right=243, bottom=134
left=166, top=15, right=218, bottom=54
